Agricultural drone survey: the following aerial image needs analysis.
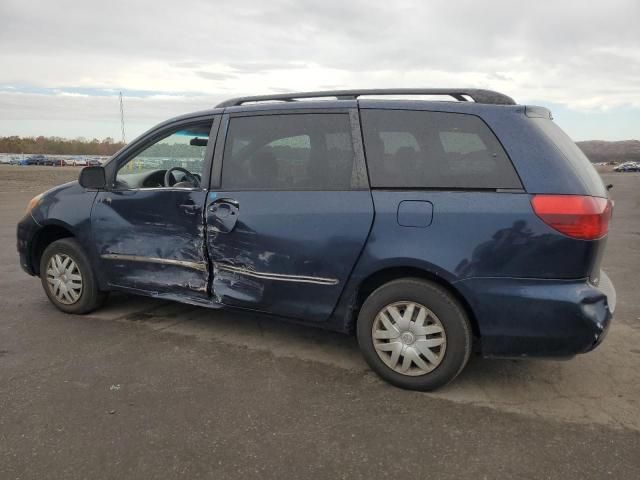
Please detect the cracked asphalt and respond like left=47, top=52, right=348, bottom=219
left=1, top=166, right=639, bottom=479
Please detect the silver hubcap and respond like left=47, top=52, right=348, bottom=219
left=46, top=253, right=83, bottom=305
left=372, top=301, right=447, bottom=376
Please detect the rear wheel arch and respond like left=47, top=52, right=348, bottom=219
left=31, top=224, right=75, bottom=275
left=353, top=266, right=480, bottom=339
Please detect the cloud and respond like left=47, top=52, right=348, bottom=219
left=195, top=71, right=238, bottom=81
left=0, top=0, right=638, bottom=139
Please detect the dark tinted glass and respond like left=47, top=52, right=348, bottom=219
left=222, top=114, right=356, bottom=190
left=361, top=109, right=521, bottom=189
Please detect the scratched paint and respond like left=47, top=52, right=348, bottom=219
left=205, top=190, right=375, bottom=322
left=92, top=188, right=210, bottom=299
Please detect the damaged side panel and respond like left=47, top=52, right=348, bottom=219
left=92, top=189, right=211, bottom=300
left=205, top=190, right=374, bottom=322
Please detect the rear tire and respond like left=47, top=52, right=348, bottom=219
left=357, top=278, right=472, bottom=391
left=39, top=238, right=108, bottom=314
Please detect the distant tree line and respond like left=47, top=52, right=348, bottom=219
left=0, top=136, right=126, bottom=156
left=577, top=140, right=640, bottom=163
left=142, top=142, right=205, bottom=159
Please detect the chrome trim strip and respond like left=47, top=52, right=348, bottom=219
left=112, top=187, right=204, bottom=192
left=101, top=254, right=207, bottom=272
left=100, top=255, right=338, bottom=285
left=214, top=263, right=339, bottom=286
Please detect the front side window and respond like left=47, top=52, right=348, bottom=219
left=115, top=122, right=212, bottom=189
left=221, top=114, right=356, bottom=190
left=361, top=109, right=521, bottom=189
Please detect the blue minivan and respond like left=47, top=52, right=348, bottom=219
left=17, top=89, right=615, bottom=390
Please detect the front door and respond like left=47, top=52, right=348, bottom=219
left=206, top=111, right=374, bottom=322
left=92, top=119, right=216, bottom=301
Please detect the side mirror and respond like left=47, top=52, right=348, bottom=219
left=79, top=166, right=106, bottom=189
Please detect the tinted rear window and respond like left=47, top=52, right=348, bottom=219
left=361, top=109, right=522, bottom=189
left=222, top=114, right=358, bottom=190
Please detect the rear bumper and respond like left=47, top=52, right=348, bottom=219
left=16, top=213, right=39, bottom=276
left=455, top=271, right=615, bottom=358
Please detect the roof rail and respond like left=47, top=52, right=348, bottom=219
left=216, top=88, right=516, bottom=108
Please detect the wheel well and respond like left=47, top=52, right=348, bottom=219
left=31, top=225, right=74, bottom=274
left=354, top=267, right=480, bottom=338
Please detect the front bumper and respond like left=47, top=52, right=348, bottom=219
left=455, top=271, right=615, bottom=358
left=16, top=213, right=39, bottom=276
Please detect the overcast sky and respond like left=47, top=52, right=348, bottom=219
left=0, top=0, right=638, bottom=142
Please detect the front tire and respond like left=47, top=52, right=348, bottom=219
left=39, top=238, right=108, bottom=314
left=357, top=278, right=472, bottom=391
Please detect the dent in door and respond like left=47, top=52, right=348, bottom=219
left=205, top=191, right=373, bottom=321
left=93, top=190, right=210, bottom=296
left=206, top=219, right=266, bottom=305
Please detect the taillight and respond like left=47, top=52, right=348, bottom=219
left=531, top=195, right=612, bottom=240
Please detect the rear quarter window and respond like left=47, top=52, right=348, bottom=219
left=361, top=109, right=522, bottom=189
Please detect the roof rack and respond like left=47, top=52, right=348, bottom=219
left=216, top=88, right=516, bottom=108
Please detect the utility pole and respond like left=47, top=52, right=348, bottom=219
left=119, top=91, right=126, bottom=144
left=120, top=91, right=132, bottom=171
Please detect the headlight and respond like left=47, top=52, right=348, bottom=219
left=26, top=193, right=43, bottom=214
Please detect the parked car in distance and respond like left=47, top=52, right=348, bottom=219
left=24, top=154, right=46, bottom=165
left=16, top=88, right=616, bottom=391
left=614, top=161, right=639, bottom=172
left=87, top=158, right=102, bottom=167
left=71, top=157, right=88, bottom=167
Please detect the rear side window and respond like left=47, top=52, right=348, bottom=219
left=361, top=109, right=521, bottom=189
left=222, top=114, right=357, bottom=190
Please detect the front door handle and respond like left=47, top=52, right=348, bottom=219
left=179, top=203, right=199, bottom=215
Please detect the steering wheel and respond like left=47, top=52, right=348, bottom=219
left=164, top=167, right=200, bottom=188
